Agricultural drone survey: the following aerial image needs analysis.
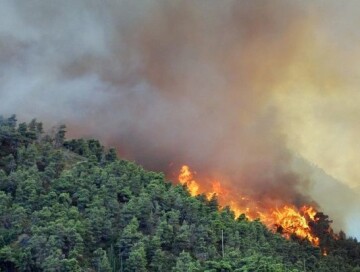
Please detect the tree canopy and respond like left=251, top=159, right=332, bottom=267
left=0, top=115, right=359, bottom=271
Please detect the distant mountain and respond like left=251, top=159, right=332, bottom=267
left=293, top=155, right=360, bottom=239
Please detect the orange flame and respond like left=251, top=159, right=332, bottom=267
left=267, top=205, right=320, bottom=246
left=178, top=165, right=320, bottom=246
left=178, top=165, right=199, bottom=196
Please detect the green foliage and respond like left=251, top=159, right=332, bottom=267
left=173, top=251, right=200, bottom=272
left=0, top=115, right=359, bottom=271
left=126, top=242, right=147, bottom=272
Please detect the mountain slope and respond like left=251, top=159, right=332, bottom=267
left=0, top=115, right=359, bottom=272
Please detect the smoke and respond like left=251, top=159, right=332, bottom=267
left=1, top=0, right=360, bottom=237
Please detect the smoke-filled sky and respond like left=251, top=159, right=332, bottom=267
left=1, top=0, right=360, bottom=237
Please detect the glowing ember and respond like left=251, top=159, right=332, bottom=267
left=178, top=164, right=321, bottom=246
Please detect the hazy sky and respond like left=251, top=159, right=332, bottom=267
left=1, top=0, right=359, bottom=237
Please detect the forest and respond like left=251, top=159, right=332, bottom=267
left=0, top=115, right=359, bottom=271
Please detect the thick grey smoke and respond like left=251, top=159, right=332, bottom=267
left=1, top=0, right=359, bottom=237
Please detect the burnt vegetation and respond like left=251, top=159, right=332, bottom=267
left=0, top=115, right=359, bottom=271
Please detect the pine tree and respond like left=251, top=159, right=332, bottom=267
left=126, top=242, right=147, bottom=272
left=173, top=251, right=200, bottom=272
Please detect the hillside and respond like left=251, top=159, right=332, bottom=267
left=0, top=115, right=360, bottom=272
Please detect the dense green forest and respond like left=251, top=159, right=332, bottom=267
left=0, top=115, right=359, bottom=271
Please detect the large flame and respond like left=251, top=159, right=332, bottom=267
left=178, top=165, right=320, bottom=246
left=178, top=165, right=199, bottom=196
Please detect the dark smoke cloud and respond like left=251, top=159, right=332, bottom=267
left=1, top=0, right=359, bottom=237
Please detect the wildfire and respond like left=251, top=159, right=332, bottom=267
left=178, top=164, right=321, bottom=246
left=178, top=165, right=199, bottom=196
left=268, top=205, right=320, bottom=246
